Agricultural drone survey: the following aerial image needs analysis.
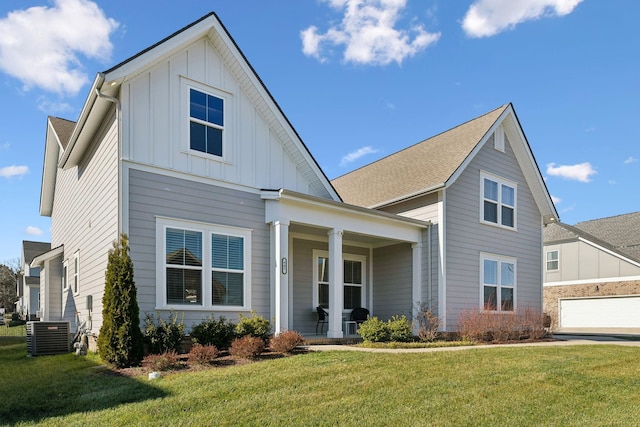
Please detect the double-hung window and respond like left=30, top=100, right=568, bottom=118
left=73, top=252, right=79, bottom=294
left=158, top=218, right=251, bottom=310
left=313, top=251, right=365, bottom=310
left=189, top=88, right=224, bottom=157
left=546, top=250, right=559, bottom=271
left=481, top=172, right=516, bottom=229
left=481, top=254, right=516, bottom=312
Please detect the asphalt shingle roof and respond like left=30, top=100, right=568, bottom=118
left=331, top=104, right=508, bottom=208
left=49, top=117, right=76, bottom=150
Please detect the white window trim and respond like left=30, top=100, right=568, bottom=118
left=480, top=171, right=518, bottom=231
left=62, top=260, right=68, bottom=291
left=312, top=250, right=366, bottom=311
left=480, top=252, right=517, bottom=312
left=156, top=217, right=252, bottom=311
left=546, top=250, right=559, bottom=272
left=73, top=251, right=79, bottom=295
left=182, top=78, right=232, bottom=162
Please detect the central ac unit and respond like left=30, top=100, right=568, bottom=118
left=26, top=321, right=70, bottom=356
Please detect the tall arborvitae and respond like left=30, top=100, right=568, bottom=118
left=98, top=234, right=144, bottom=368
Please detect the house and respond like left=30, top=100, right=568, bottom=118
left=32, top=12, right=557, bottom=342
left=543, top=213, right=640, bottom=331
left=15, top=241, right=51, bottom=320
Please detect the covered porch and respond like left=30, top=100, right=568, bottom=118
left=262, top=190, right=430, bottom=339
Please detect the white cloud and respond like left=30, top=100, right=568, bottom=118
left=546, top=162, right=596, bottom=183
left=0, top=165, right=29, bottom=178
left=551, top=195, right=561, bottom=204
left=0, top=142, right=9, bottom=150
left=25, top=226, right=44, bottom=236
left=624, top=156, right=638, bottom=165
left=0, top=0, right=119, bottom=96
left=462, top=0, right=583, bottom=38
left=37, top=97, right=74, bottom=115
left=340, top=146, right=380, bottom=166
left=301, top=0, right=440, bottom=65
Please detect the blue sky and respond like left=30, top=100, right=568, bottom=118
left=0, top=0, right=638, bottom=263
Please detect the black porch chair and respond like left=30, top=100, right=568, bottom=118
left=316, top=306, right=329, bottom=334
left=350, top=307, right=370, bottom=325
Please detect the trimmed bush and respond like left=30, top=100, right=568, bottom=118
left=142, top=350, right=181, bottom=371
left=269, top=330, right=304, bottom=354
left=357, top=316, right=390, bottom=342
left=235, top=311, right=271, bottom=343
left=190, top=316, right=236, bottom=350
left=144, top=311, right=185, bottom=354
left=187, top=344, right=219, bottom=365
left=458, top=307, right=548, bottom=343
left=387, top=315, right=413, bottom=342
left=229, top=335, right=265, bottom=359
left=98, top=234, right=144, bottom=368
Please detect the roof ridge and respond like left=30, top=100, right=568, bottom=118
left=575, top=211, right=640, bottom=226
left=333, top=103, right=509, bottom=181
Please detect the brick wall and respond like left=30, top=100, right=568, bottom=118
left=543, top=280, right=640, bottom=330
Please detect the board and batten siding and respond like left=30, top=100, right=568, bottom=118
left=545, top=241, right=640, bottom=283
left=444, top=133, right=543, bottom=330
left=127, top=168, right=270, bottom=329
left=120, top=37, right=323, bottom=199
left=50, top=109, right=119, bottom=331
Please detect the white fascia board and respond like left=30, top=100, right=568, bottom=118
left=30, top=245, right=64, bottom=268
left=39, top=120, right=62, bottom=216
left=58, top=74, right=104, bottom=169
left=544, top=275, right=640, bottom=287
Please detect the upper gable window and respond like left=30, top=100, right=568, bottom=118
left=189, top=88, right=224, bottom=157
left=481, top=172, right=516, bottom=229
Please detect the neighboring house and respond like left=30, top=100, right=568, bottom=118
left=543, top=213, right=640, bottom=331
left=32, top=12, right=557, bottom=340
left=16, top=241, right=51, bottom=320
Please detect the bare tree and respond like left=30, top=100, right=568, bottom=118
left=0, top=258, right=20, bottom=312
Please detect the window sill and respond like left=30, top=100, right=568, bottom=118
left=480, top=220, right=518, bottom=232
left=156, top=305, right=251, bottom=312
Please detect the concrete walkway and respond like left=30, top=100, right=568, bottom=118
left=303, top=333, right=640, bottom=354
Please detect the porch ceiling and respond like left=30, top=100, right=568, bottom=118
left=290, top=222, right=406, bottom=248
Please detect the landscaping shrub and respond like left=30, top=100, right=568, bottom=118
left=269, top=330, right=304, bottom=354
left=415, top=302, right=440, bottom=342
left=98, top=234, right=144, bottom=368
left=144, top=311, right=185, bottom=354
left=458, top=307, right=548, bottom=342
left=235, top=311, right=271, bottom=343
left=229, top=335, right=265, bottom=359
left=357, top=316, right=390, bottom=342
left=187, top=344, right=219, bottom=365
left=387, top=315, right=413, bottom=342
left=142, top=350, right=181, bottom=371
left=190, top=315, right=237, bottom=349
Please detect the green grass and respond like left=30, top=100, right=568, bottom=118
left=2, top=339, right=640, bottom=426
left=0, top=323, right=27, bottom=337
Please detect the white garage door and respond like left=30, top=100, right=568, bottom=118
left=560, top=296, right=640, bottom=328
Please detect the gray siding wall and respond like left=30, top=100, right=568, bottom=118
left=381, top=193, right=440, bottom=222
left=545, top=241, right=640, bottom=283
left=50, top=109, right=119, bottom=333
left=128, top=168, right=270, bottom=330
left=445, top=134, right=543, bottom=330
left=372, top=243, right=413, bottom=320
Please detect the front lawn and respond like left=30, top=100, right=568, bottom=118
left=2, top=338, right=640, bottom=426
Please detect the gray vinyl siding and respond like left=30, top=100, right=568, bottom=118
left=544, top=241, right=640, bottom=283
left=445, top=134, right=543, bottom=330
left=425, top=224, right=440, bottom=316
left=127, top=168, right=270, bottom=330
left=381, top=193, right=440, bottom=222
left=50, top=109, right=119, bottom=333
left=372, top=243, right=413, bottom=320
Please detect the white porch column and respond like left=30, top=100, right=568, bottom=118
left=327, top=229, right=344, bottom=338
left=412, top=242, right=423, bottom=335
left=274, top=220, right=290, bottom=334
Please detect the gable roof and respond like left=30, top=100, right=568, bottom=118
left=544, top=213, right=640, bottom=264
left=48, top=117, right=75, bottom=150
left=48, top=11, right=338, bottom=202
left=21, top=241, right=51, bottom=266
left=332, top=105, right=508, bottom=208
left=332, top=104, right=558, bottom=223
